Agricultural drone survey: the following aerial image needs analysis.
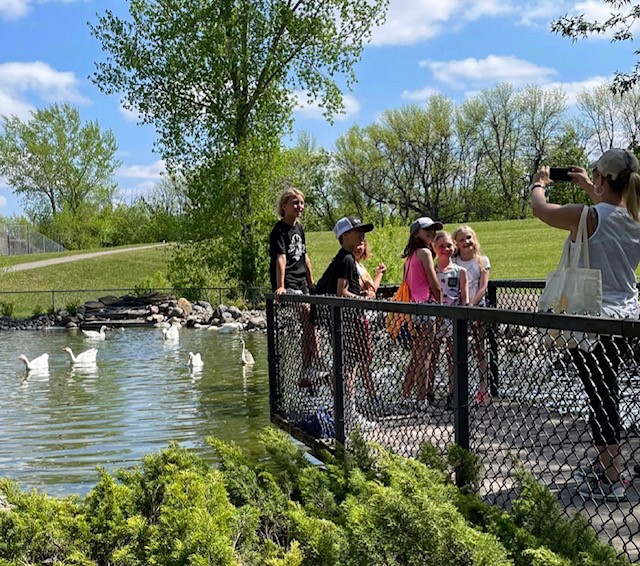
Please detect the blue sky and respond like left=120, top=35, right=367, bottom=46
left=0, top=0, right=637, bottom=217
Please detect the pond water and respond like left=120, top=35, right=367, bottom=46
left=0, top=327, right=269, bottom=497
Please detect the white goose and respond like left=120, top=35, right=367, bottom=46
left=62, top=347, right=98, bottom=365
left=18, top=353, right=49, bottom=371
left=188, top=352, right=204, bottom=368
left=82, top=325, right=108, bottom=340
left=240, top=339, right=254, bottom=366
left=162, top=324, right=180, bottom=341
left=218, top=322, right=243, bottom=334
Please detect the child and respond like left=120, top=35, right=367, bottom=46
left=316, top=215, right=378, bottom=411
left=400, top=217, right=442, bottom=410
left=269, top=186, right=325, bottom=383
left=354, top=238, right=386, bottom=295
left=453, top=225, right=491, bottom=405
left=428, top=231, right=468, bottom=410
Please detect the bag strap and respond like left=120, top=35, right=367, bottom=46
left=570, top=206, right=590, bottom=269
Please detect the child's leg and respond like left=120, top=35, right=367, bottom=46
left=474, top=321, right=488, bottom=395
left=299, top=303, right=320, bottom=369
left=426, top=320, right=442, bottom=398
left=445, top=334, right=454, bottom=396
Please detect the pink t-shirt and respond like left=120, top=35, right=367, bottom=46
left=406, top=252, right=434, bottom=303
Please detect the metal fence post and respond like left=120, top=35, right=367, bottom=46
left=453, top=317, right=470, bottom=488
left=487, top=282, right=499, bottom=396
left=331, top=304, right=345, bottom=445
left=51, top=290, right=55, bottom=313
left=266, top=297, right=278, bottom=417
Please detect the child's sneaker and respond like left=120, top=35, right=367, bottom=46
left=577, top=475, right=629, bottom=502
left=573, top=459, right=604, bottom=482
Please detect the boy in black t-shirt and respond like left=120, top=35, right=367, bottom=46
left=316, top=216, right=378, bottom=410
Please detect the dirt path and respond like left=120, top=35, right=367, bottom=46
left=5, top=243, right=171, bottom=273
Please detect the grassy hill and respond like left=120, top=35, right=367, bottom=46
left=0, top=217, right=634, bottom=317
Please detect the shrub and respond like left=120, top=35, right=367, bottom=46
left=0, top=301, right=15, bottom=318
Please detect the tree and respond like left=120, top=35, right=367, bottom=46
left=0, top=103, right=120, bottom=223
left=551, top=0, right=640, bottom=93
left=90, top=0, right=388, bottom=287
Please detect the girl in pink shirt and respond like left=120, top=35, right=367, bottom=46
left=400, top=217, right=442, bottom=409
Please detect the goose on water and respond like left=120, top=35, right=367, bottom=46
left=240, top=339, right=254, bottom=365
left=218, top=322, right=243, bottom=334
left=188, top=352, right=204, bottom=368
left=62, top=347, right=98, bottom=365
left=82, top=325, right=108, bottom=340
left=18, top=353, right=49, bottom=371
left=162, top=324, right=180, bottom=341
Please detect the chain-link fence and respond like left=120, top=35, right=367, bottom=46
left=0, top=224, right=65, bottom=255
left=267, top=282, right=640, bottom=560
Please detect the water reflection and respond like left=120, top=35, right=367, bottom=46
left=0, top=327, right=269, bottom=497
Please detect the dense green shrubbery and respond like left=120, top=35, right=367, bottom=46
left=0, top=429, right=627, bottom=565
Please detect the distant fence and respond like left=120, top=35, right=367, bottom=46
left=0, top=286, right=269, bottom=317
left=267, top=280, right=640, bottom=560
left=0, top=224, right=65, bottom=255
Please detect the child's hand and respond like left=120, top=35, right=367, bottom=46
left=375, top=263, right=386, bottom=276
left=274, top=287, right=287, bottom=302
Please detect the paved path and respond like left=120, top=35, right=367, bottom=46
left=5, top=243, right=170, bottom=273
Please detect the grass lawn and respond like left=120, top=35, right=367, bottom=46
left=1, top=217, right=638, bottom=317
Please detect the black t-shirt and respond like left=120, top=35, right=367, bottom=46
left=269, top=220, right=308, bottom=292
left=316, top=248, right=361, bottom=296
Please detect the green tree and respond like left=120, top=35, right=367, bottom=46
left=551, top=0, right=640, bottom=93
left=0, top=103, right=120, bottom=224
left=90, top=0, right=388, bottom=288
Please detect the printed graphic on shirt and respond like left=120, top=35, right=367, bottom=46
left=288, top=234, right=305, bottom=261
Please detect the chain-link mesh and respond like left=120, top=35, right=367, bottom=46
left=268, top=283, right=640, bottom=561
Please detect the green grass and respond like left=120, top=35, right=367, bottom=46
left=0, top=217, right=638, bottom=318
left=306, top=218, right=570, bottom=282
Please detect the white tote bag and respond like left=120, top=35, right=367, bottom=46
left=538, top=206, right=602, bottom=350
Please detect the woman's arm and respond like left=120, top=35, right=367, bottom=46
left=371, top=263, right=386, bottom=291
left=417, top=248, right=441, bottom=302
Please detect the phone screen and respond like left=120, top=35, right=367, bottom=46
left=550, top=167, right=572, bottom=183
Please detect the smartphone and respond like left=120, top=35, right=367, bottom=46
left=550, top=167, right=573, bottom=183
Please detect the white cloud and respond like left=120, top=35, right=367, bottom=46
left=292, top=91, right=361, bottom=121
left=0, top=0, right=84, bottom=20
left=422, top=55, right=557, bottom=89
left=0, top=194, right=7, bottom=208
left=117, top=160, right=166, bottom=180
left=371, top=0, right=515, bottom=46
left=119, top=100, right=142, bottom=123
left=0, top=61, right=89, bottom=118
left=0, top=0, right=29, bottom=20
left=401, top=86, right=441, bottom=101
left=542, top=75, right=610, bottom=105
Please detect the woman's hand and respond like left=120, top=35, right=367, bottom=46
left=375, top=263, right=386, bottom=276
left=531, top=165, right=551, bottom=186
left=568, top=166, right=594, bottom=192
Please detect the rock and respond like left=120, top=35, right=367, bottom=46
left=98, top=295, right=121, bottom=306
left=246, top=316, right=267, bottom=330
left=221, top=311, right=234, bottom=322
left=170, top=307, right=184, bottom=318
left=227, top=306, right=242, bottom=320
left=149, top=305, right=159, bottom=314
left=66, top=321, right=77, bottom=329
left=196, top=301, right=212, bottom=311
left=84, top=301, right=105, bottom=311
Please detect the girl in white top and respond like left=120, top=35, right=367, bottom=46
left=530, top=148, right=640, bottom=502
left=453, top=225, right=491, bottom=405
left=428, top=232, right=468, bottom=407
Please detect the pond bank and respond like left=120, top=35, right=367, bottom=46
left=0, top=292, right=267, bottom=332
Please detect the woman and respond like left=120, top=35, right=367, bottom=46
left=530, top=148, right=640, bottom=502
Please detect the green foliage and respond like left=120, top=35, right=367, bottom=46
left=133, top=271, right=169, bottom=297
left=0, top=103, right=120, bottom=226
left=0, top=431, right=626, bottom=565
left=65, top=299, right=83, bottom=316
left=31, top=304, right=45, bottom=317
left=0, top=301, right=14, bottom=318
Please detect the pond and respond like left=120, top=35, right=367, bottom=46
left=0, top=327, right=269, bottom=497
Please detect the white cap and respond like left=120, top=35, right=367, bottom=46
left=590, top=148, right=639, bottom=181
left=409, top=217, right=443, bottom=235
left=333, top=215, right=374, bottom=239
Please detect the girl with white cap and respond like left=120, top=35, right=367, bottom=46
left=399, top=217, right=442, bottom=410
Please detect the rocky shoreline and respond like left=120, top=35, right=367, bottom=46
left=0, top=292, right=267, bottom=332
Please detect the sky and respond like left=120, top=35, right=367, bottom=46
left=0, top=0, right=637, bottom=217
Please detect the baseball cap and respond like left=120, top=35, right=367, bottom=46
left=589, top=148, right=639, bottom=181
left=410, top=217, right=443, bottom=235
left=333, top=215, right=374, bottom=239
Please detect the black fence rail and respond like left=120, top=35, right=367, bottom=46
left=267, top=280, right=640, bottom=560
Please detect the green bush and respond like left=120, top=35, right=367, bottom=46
left=0, top=301, right=15, bottom=318
left=0, top=431, right=626, bottom=565
left=133, top=271, right=170, bottom=297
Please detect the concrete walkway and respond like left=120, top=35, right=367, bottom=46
left=5, top=243, right=171, bottom=273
